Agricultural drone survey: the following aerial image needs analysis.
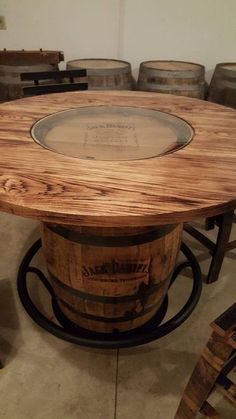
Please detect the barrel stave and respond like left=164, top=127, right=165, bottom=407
left=67, top=58, right=133, bottom=90
left=42, top=223, right=182, bottom=333
left=137, top=60, right=205, bottom=99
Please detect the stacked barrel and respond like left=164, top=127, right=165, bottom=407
left=0, top=49, right=64, bottom=102
left=207, top=63, right=236, bottom=109
left=137, top=60, right=205, bottom=99
left=66, top=58, right=134, bottom=90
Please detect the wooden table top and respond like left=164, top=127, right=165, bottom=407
left=0, top=91, right=235, bottom=227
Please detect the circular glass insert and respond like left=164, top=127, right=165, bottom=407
left=31, top=106, right=193, bottom=161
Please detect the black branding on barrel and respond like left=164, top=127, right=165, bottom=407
left=82, top=259, right=149, bottom=278
left=84, top=121, right=138, bottom=149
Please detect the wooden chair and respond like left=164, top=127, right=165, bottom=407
left=185, top=72, right=236, bottom=284
left=175, top=303, right=236, bottom=418
left=20, top=69, right=88, bottom=96
left=184, top=210, right=236, bottom=283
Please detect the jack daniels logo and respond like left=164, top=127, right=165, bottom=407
left=82, top=259, right=150, bottom=279
left=86, top=122, right=135, bottom=130
left=84, top=121, right=138, bottom=147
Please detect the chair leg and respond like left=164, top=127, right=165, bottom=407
left=205, top=216, right=216, bottom=231
left=206, top=210, right=234, bottom=284
left=174, top=331, right=233, bottom=419
left=200, top=401, right=220, bottom=418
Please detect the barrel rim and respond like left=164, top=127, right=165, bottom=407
left=214, top=62, right=236, bottom=76
left=47, top=223, right=178, bottom=246
left=139, top=60, right=205, bottom=72
left=67, top=57, right=131, bottom=66
left=215, top=62, right=236, bottom=67
left=67, top=57, right=132, bottom=74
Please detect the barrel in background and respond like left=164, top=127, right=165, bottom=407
left=207, top=62, right=236, bottom=108
left=0, top=50, right=64, bottom=102
left=42, top=223, right=182, bottom=333
left=67, top=58, right=133, bottom=90
left=137, top=60, right=205, bottom=99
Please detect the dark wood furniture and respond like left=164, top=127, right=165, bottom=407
left=20, top=69, right=88, bottom=96
left=0, top=49, right=64, bottom=65
left=175, top=303, right=236, bottom=418
left=184, top=211, right=236, bottom=283
left=185, top=65, right=236, bottom=284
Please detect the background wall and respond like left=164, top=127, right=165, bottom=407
left=0, top=0, right=236, bottom=80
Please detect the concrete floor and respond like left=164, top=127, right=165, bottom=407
left=0, top=213, right=235, bottom=419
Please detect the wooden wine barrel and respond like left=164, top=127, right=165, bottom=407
left=42, top=223, right=182, bottom=333
left=207, top=63, right=236, bottom=108
left=0, top=64, right=59, bottom=101
left=137, top=60, right=205, bottom=98
left=0, top=50, right=64, bottom=102
left=66, top=58, right=133, bottom=90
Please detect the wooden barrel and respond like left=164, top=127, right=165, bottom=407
left=0, top=50, right=64, bottom=102
left=42, top=223, right=182, bottom=333
left=0, top=64, right=59, bottom=101
left=66, top=58, right=133, bottom=90
left=137, top=60, right=205, bottom=98
left=207, top=63, right=236, bottom=108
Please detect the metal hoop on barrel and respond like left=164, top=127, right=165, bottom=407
left=17, top=239, right=202, bottom=349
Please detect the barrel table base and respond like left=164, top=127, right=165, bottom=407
left=17, top=240, right=202, bottom=349
left=41, top=223, right=183, bottom=333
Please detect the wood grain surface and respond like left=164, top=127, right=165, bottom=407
left=0, top=91, right=235, bottom=227
left=42, top=223, right=182, bottom=333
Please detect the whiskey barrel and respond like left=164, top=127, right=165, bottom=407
left=137, top=60, right=205, bottom=99
left=42, top=223, right=182, bottom=333
left=0, top=64, right=59, bottom=102
left=66, top=58, right=133, bottom=90
left=0, top=50, right=63, bottom=102
left=207, top=63, right=236, bottom=108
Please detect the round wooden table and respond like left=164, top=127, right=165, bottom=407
left=0, top=91, right=235, bottom=348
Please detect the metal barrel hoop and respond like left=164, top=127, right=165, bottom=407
left=17, top=239, right=202, bottom=349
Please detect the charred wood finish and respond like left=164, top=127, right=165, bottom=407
left=0, top=50, right=64, bottom=65
left=42, top=223, right=182, bottom=333
left=175, top=303, right=236, bottom=418
left=0, top=91, right=235, bottom=227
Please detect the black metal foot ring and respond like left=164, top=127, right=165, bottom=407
left=17, top=240, right=202, bottom=349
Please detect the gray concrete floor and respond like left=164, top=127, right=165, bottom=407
left=0, top=213, right=235, bottom=419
